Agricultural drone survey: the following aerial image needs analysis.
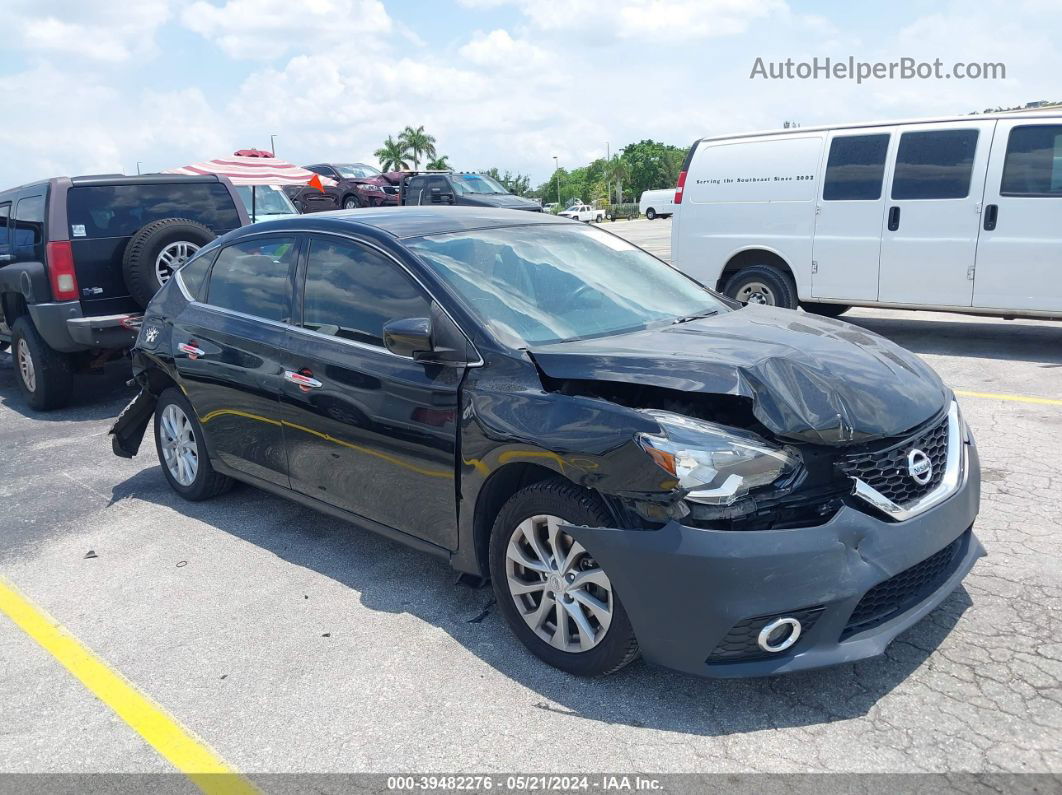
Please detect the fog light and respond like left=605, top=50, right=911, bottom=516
left=757, top=617, right=802, bottom=653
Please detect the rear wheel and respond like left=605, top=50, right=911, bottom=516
left=154, top=388, right=233, bottom=501
left=724, top=264, right=798, bottom=310
left=645, top=208, right=656, bottom=220
left=489, top=478, right=640, bottom=677
left=802, top=302, right=851, bottom=318
left=11, top=317, right=73, bottom=411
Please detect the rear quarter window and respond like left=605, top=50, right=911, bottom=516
left=67, top=183, right=241, bottom=240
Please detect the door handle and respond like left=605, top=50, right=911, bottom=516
left=983, top=204, right=998, bottom=231
left=887, top=206, right=901, bottom=231
left=177, top=342, right=205, bottom=358
left=284, top=370, right=323, bottom=390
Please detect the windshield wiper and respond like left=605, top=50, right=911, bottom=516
left=672, top=311, right=719, bottom=325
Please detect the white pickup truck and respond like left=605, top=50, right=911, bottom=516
left=558, top=203, right=604, bottom=222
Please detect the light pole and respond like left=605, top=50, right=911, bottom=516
left=136, top=161, right=142, bottom=175
left=270, top=134, right=278, bottom=156
left=553, top=156, right=560, bottom=206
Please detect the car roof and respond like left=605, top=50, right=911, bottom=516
left=0, top=172, right=225, bottom=200
left=245, top=206, right=569, bottom=240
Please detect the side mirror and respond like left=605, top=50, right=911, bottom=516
left=383, top=317, right=432, bottom=358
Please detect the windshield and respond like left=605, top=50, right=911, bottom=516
left=236, top=185, right=299, bottom=221
left=336, top=163, right=382, bottom=179
left=452, top=174, right=509, bottom=195
left=406, top=224, right=727, bottom=347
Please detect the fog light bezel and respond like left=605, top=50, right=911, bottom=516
left=756, top=617, right=802, bottom=653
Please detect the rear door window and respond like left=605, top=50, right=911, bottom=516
left=67, top=182, right=241, bottom=239
left=1000, top=125, right=1062, bottom=196
left=301, top=237, right=431, bottom=348
left=13, top=195, right=45, bottom=256
left=204, top=237, right=298, bottom=322
left=823, top=134, right=890, bottom=200
left=891, top=129, right=979, bottom=200
left=0, top=204, right=11, bottom=258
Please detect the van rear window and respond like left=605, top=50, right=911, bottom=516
left=1001, top=125, right=1062, bottom=197
left=823, top=134, right=889, bottom=201
left=66, top=183, right=241, bottom=239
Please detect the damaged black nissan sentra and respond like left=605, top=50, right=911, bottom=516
left=111, top=207, right=982, bottom=678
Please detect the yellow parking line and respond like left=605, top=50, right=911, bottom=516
left=0, top=578, right=257, bottom=795
left=954, top=389, right=1062, bottom=407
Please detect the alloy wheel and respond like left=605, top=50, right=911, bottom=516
left=160, top=403, right=199, bottom=487
left=155, top=241, right=201, bottom=285
left=505, top=514, right=614, bottom=652
left=736, top=280, right=776, bottom=306
left=16, top=338, right=36, bottom=392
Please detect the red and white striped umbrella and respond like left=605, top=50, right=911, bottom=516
left=163, top=153, right=335, bottom=187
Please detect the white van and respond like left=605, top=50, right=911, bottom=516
left=639, top=188, right=676, bottom=220
left=671, top=112, right=1062, bottom=319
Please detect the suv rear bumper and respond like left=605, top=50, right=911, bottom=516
left=29, top=301, right=139, bottom=352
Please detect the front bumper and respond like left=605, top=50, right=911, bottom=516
left=564, top=440, right=982, bottom=678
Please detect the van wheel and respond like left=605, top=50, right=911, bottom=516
left=724, top=265, right=798, bottom=310
left=11, top=317, right=73, bottom=411
left=645, top=208, right=656, bottom=220
left=123, top=218, right=216, bottom=309
left=802, top=302, right=850, bottom=318
left=489, top=478, right=640, bottom=677
left=154, top=388, right=233, bottom=501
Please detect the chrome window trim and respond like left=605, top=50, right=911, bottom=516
left=175, top=227, right=484, bottom=367
left=851, top=401, right=966, bottom=521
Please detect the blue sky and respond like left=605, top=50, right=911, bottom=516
left=0, top=0, right=1057, bottom=186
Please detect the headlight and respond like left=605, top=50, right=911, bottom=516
left=637, top=410, right=800, bottom=505
left=359, top=183, right=383, bottom=192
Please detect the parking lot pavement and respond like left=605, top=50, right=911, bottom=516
left=1, top=244, right=1061, bottom=777
left=604, top=216, right=672, bottom=260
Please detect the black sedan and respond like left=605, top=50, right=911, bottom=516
left=111, top=207, right=982, bottom=678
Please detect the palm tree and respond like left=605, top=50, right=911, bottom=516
left=604, top=156, right=631, bottom=204
left=398, top=125, right=437, bottom=170
left=425, top=155, right=451, bottom=170
left=374, top=136, right=410, bottom=172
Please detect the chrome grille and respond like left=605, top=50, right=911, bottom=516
left=842, top=413, right=949, bottom=508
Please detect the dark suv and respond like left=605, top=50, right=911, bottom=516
left=0, top=174, right=247, bottom=409
left=400, top=172, right=542, bottom=211
left=286, top=163, right=400, bottom=212
left=111, top=207, right=981, bottom=680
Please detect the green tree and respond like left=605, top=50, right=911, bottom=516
left=398, top=125, right=437, bottom=170
left=484, top=167, right=531, bottom=196
left=604, top=155, right=631, bottom=203
left=425, top=155, right=451, bottom=170
left=619, top=139, right=687, bottom=199
left=374, top=135, right=410, bottom=171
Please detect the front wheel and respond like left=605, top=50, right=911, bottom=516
left=724, top=264, right=798, bottom=310
left=342, top=195, right=360, bottom=210
left=154, top=388, right=233, bottom=501
left=645, top=208, right=656, bottom=220
left=489, top=478, right=640, bottom=677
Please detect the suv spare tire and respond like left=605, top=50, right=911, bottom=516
left=123, top=218, right=216, bottom=308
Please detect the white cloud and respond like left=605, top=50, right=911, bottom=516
left=459, top=29, right=549, bottom=67
left=181, top=0, right=393, bottom=60
left=5, top=0, right=171, bottom=62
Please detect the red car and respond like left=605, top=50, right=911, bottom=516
left=285, top=162, right=401, bottom=212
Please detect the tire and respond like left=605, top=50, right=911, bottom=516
left=342, top=195, right=360, bottom=210
left=724, top=264, right=798, bottom=310
left=10, top=316, right=73, bottom=411
left=153, top=388, right=233, bottom=501
left=123, top=218, right=217, bottom=309
left=489, top=478, right=640, bottom=677
left=607, top=213, right=615, bottom=222
left=645, top=208, right=656, bottom=220
left=802, top=302, right=851, bottom=318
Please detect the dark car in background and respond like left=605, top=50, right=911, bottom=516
left=285, top=162, right=400, bottom=212
left=111, top=207, right=981, bottom=680
left=399, top=171, right=542, bottom=211
left=0, top=174, right=247, bottom=409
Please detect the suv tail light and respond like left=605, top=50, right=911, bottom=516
left=674, top=171, right=687, bottom=204
left=45, top=241, right=80, bottom=301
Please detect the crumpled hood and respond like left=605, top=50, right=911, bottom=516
left=463, top=193, right=542, bottom=211
left=529, top=305, right=948, bottom=445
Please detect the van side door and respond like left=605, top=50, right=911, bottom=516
left=876, top=121, right=995, bottom=307
left=972, top=120, right=1062, bottom=313
left=811, top=126, right=895, bottom=301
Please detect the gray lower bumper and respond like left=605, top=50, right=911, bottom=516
left=565, top=440, right=982, bottom=678
left=26, top=301, right=138, bottom=351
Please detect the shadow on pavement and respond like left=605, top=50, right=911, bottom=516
left=842, top=314, right=1062, bottom=365
left=112, top=465, right=972, bottom=737
left=0, top=351, right=135, bottom=422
